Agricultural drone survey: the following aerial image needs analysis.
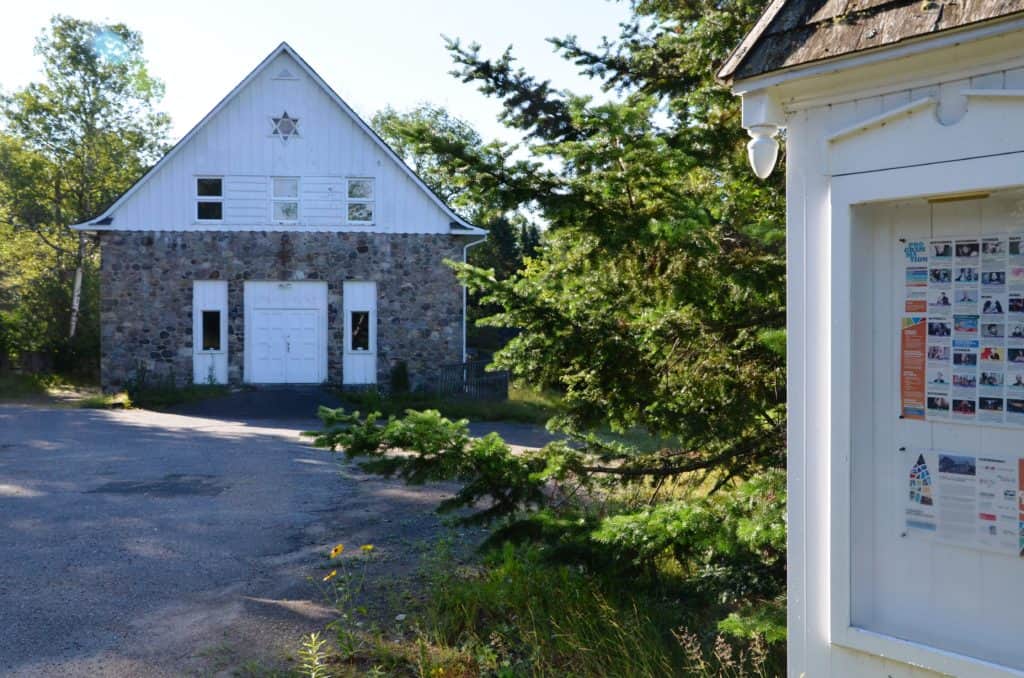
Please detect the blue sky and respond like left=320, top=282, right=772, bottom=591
left=1, top=0, right=632, bottom=145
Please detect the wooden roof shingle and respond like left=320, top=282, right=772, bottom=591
left=719, top=0, right=1024, bottom=82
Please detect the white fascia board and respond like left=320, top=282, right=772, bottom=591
left=449, top=225, right=488, bottom=235
left=71, top=42, right=480, bottom=233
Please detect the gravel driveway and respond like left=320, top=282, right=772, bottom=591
left=0, top=400, right=543, bottom=677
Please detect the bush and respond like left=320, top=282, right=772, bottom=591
left=124, top=362, right=227, bottom=410
left=307, top=407, right=787, bottom=646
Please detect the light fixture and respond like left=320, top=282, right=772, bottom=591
left=747, top=125, right=780, bottom=179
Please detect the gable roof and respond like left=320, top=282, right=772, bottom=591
left=718, top=0, right=1024, bottom=83
left=72, top=42, right=485, bottom=235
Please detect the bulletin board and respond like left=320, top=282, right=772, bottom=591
left=845, top=198, right=1024, bottom=672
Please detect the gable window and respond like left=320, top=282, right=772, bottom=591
left=272, top=177, right=299, bottom=222
left=346, top=178, right=374, bottom=223
left=196, top=177, right=223, bottom=221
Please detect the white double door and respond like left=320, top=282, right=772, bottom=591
left=245, top=282, right=327, bottom=384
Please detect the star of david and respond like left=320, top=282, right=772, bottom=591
left=271, top=112, right=299, bottom=141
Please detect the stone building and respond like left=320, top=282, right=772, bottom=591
left=72, top=43, right=485, bottom=392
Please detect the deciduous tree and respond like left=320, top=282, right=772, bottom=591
left=0, top=15, right=169, bottom=362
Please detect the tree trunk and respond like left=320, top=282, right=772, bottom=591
left=68, top=232, right=85, bottom=340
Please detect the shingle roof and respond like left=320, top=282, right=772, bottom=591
left=719, top=0, right=1024, bottom=83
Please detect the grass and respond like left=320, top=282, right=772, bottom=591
left=339, top=384, right=561, bottom=426
left=126, top=383, right=229, bottom=410
left=264, top=539, right=780, bottom=678
left=0, top=372, right=127, bottom=408
left=0, top=371, right=226, bottom=411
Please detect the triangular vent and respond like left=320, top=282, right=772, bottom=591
left=273, top=67, right=299, bottom=80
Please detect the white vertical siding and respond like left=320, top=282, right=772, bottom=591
left=110, top=53, right=451, bottom=233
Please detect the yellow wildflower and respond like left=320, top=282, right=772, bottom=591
left=323, top=570, right=337, bottom=582
left=360, top=544, right=375, bottom=553
left=330, top=544, right=344, bottom=558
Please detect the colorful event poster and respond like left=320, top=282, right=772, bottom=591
left=901, top=317, right=927, bottom=419
left=904, top=240, right=928, bottom=313
left=900, top=232, right=1024, bottom=428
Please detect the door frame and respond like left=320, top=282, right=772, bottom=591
left=243, top=281, right=328, bottom=384
left=342, top=280, right=378, bottom=385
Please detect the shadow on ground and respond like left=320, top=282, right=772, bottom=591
left=0, top=403, right=477, bottom=677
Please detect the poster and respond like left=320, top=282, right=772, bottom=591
left=899, top=233, right=1024, bottom=428
left=900, top=317, right=927, bottom=420
left=904, top=448, right=1022, bottom=557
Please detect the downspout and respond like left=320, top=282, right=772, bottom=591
left=462, top=236, right=487, bottom=363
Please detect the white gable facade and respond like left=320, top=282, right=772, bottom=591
left=79, top=44, right=484, bottom=391
left=723, top=7, right=1024, bottom=678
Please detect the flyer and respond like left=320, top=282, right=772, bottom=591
left=904, top=448, right=1022, bottom=557
left=900, top=317, right=927, bottom=420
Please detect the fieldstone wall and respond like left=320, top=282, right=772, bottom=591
left=98, top=231, right=468, bottom=391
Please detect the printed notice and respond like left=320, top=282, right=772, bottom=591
left=904, top=448, right=1022, bottom=557
left=901, top=317, right=927, bottom=420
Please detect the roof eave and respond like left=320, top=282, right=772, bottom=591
left=722, top=5, right=1024, bottom=87
left=716, top=0, right=789, bottom=84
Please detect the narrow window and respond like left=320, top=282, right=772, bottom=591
left=272, top=177, right=299, bottom=222
left=350, top=311, right=370, bottom=351
left=196, top=177, right=223, bottom=221
left=201, top=310, right=221, bottom=351
left=346, top=178, right=374, bottom=223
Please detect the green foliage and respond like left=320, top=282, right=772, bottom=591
left=339, top=384, right=558, bottom=425
left=423, top=543, right=678, bottom=677
left=308, top=407, right=786, bottom=640
left=324, top=0, right=790, bottom=661
left=0, top=15, right=170, bottom=370
left=123, top=363, right=227, bottom=410
left=435, top=0, right=786, bottom=477
left=371, top=103, right=541, bottom=293
left=297, top=632, right=331, bottom=678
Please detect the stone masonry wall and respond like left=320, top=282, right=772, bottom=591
left=98, top=231, right=467, bottom=391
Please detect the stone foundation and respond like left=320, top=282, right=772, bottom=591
left=98, top=231, right=466, bottom=391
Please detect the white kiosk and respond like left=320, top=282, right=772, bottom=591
left=720, top=3, right=1024, bottom=677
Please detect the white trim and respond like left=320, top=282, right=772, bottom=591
left=345, top=177, right=375, bottom=225
left=828, top=150, right=1024, bottom=677
left=194, top=176, right=224, bottom=223
left=192, top=280, right=228, bottom=384
left=270, top=176, right=300, bottom=224
left=243, top=281, right=328, bottom=384
left=826, top=97, right=937, bottom=144
left=962, top=88, right=1024, bottom=99
left=70, top=42, right=486, bottom=236
left=462, top=236, right=487, bottom=362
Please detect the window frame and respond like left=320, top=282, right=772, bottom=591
left=200, top=309, right=223, bottom=353
left=345, top=177, right=375, bottom=225
left=348, top=310, right=372, bottom=352
left=271, top=176, right=300, bottom=224
left=195, top=176, right=224, bottom=223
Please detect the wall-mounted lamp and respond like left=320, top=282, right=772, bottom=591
left=747, top=125, right=780, bottom=179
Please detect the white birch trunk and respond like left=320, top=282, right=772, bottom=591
left=68, top=232, right=85, bottom=340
